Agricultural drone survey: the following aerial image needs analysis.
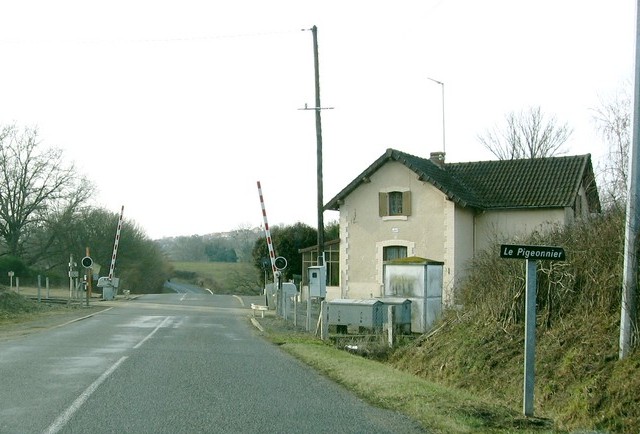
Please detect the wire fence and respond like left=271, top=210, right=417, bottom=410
left=273, top=294, right=323, bottom=334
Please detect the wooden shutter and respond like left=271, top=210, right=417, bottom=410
left=402, top=191, right=411, bottom=216
left=379, top=192, right=388, bottom=216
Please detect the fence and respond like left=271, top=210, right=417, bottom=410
left=7, top=273, right=95, bottom=305
left=270, top=290, right=406, bottom=348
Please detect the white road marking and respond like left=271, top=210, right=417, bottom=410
left=44, top=356, right=128, bottom=434
left=133, top=316, right=172, bottom=349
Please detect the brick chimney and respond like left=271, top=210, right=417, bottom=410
left=430, top=151, right=446, bottom=168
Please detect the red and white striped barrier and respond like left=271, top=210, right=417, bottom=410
left=256, top=181, right=278, bottom=280
left=109, top=205, right=124, bottom=280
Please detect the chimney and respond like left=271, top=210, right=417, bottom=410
left=430, top=151, right=446, bottom=168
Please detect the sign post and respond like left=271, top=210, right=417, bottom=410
left=500, top=244, right=566, bottom=417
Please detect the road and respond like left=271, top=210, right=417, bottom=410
left=163, top=280, right=212, bottom=294
left=0, top=293, right=425, bottom=433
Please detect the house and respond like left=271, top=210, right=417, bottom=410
left=323, top=148, right=600, bottom=305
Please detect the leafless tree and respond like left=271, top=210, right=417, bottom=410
left=0, top=124, right=93, bottom=260
left=478, top=106, right=572, bottom=160
left=592, top=86, right=632, bottom=210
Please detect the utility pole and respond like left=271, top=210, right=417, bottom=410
left=620, top=0, right=640, bottom=360
left=312, top=25, right=324, bottom=266
left=301, top=26, right=332, bottom=266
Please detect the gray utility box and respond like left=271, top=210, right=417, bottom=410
left=383, top=257, right=444, bottom=333
left=328, top=299, right=384, bottom=334
left=378, top=298, right=412, bottom=334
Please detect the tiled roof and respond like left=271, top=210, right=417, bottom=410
left=324, top=148, right=600, bottom=212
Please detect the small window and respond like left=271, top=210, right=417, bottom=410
left=384, top=245, right=407, bottom=261
left=389, top=192, right=403, bottom=215
left=379, top=191, right=411, bottom=217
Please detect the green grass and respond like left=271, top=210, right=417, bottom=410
left=259, top=316, right=557, bottom=434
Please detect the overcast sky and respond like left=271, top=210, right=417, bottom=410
left=0, top=1, right=635, bottom=239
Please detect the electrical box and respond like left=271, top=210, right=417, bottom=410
left=282, top=282, right=298, bottom=297
left=328, top=299, right=384, bottom=333
left=378, top=297, right=412, bottom=334
left=383, top=257, right=444, bottom=333
left=308, top=265, right=326, bottom=298
left=97, top=277, right=120, bottom=288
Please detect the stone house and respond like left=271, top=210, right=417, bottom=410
left=322, top=148, right=600, bottom=305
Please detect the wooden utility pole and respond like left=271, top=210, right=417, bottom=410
left=620, top=0, right=640, bottom=360
left=311, top=25, right=325, bottom=267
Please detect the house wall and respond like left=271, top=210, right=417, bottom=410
left=339, top=161, right=448, bottom=300
left=336, top=163, right=576, bottom=308
left=451, top=205, right=475, bottom=304
left=474, top=208, right=566, bottom=253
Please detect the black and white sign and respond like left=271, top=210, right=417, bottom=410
left=500, top=244, right=565, bottom=261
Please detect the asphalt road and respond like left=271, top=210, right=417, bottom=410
left=163, top=280, right=213, bottom=294
left=0, top=293, right=425, bottom=433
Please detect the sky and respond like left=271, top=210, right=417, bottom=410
left=0, top=1, right=636, bottom=239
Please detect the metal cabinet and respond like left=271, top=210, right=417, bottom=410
left=328, top=299, right=384, bottom=333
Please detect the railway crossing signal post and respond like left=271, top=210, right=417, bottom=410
left=82, top=251, right=93, bottom=307
left=500, top=244, right=566, bottom=417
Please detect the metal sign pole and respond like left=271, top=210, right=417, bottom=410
left=500, top=244, right=566, bottom=417
left=523, top=258, right=537, bottom=417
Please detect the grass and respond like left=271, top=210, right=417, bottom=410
left=170, top=261, right=260, bottom=295
left=0, top=287, right=104, bottom=333
left=258, top=314, right=557, bottom=434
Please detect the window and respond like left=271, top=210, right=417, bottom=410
left=379, top=191, right=411, bottom=217
left=389, top=192, right=403, bottom=215
left=383, top=245, right=407, bottom=261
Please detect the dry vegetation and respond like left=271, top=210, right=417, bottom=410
left=391, top=208, right=639, bottom=433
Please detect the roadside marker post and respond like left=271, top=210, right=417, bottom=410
left=500, top=244, right=566, bottom=417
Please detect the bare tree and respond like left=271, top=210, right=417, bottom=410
left=0, top=124, right=93, bottom=259
left=478, top=106, right=573, bottom=160
left=592, top=86, right=632, bottom=210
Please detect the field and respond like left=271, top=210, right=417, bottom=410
left=170, top=261, right=262, bottom=295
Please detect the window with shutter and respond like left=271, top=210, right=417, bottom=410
left=379, top=190, right=411, bottom=217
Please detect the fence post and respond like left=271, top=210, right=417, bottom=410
left=387, top=305, right=395, bottom=347
left=320, top=301, right=329, bottom=340
left=37, top=275, right=42, bottom=303
left=293, top=296, right=297, bottom=327
left=306, top=295, right=312, bottom=332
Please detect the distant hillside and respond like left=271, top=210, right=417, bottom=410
left=156, top=227, right=261, bottom=262
left=169, top=261, right=261, bottom=296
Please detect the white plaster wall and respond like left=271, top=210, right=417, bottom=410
left=339, top=161, right=447, bottom=299
left=474, top=208, right=566, bottom=253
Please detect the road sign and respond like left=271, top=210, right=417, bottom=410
left=500, top=244, right=565, bottom=261
left=81, top=256, right=93, bottom=268
left=499, top=243, right=565, bottom=417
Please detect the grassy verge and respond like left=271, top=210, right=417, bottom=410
left=258, top=315, right=559, bottom=434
